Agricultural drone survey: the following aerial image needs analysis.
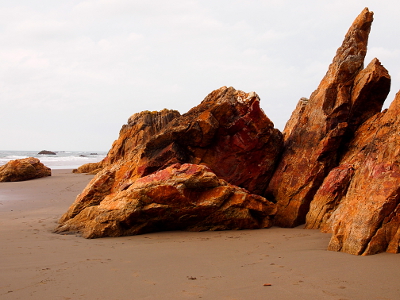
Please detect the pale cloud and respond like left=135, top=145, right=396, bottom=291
left=366, top=47, right=400, bottom=62
left=0, top=1, right=399, bottom=150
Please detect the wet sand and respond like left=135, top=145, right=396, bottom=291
left=0, top=169, right=399, bottom=300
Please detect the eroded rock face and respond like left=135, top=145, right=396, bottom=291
left=305, top=58, right=391, bottom=236
left=73, top=109, right=181, bottom=175
left=73, top=162, right=103, bottom=174
left=348, top=58, right=391, bottom=132
left=55, top=163, right=276, bottom=238
left=305, top=92, right=400, bottom=255
left=76, top=87, right=282, bottom=193
left=58, top=86, right=282, bottom=236
left=266, top=8, right=390, bottom=227
left=166, top=87, right=283, bottom=194
left=59, top=8, right=399, bottom=255
left=0, top=157, right=51, bottom=182
left=77, top=87, right=282, bottom=195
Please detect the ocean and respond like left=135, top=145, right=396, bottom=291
left=0, top=150, right=107, bottom=169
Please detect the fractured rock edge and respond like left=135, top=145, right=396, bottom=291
left=55, top=163, right=276, bottom=238
left=266, top=7, right=377, bottom=228
left=57, top=86, right=282, bottom=238
left=58, top=8, right=399, bottom=256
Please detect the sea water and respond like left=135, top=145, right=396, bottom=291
left=0, top=150, right=107, bottom=169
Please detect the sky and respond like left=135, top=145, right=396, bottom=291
left=1, top=1, right=400, bottom=151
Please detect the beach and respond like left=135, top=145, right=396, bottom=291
left=0, top=169, right=399, bottom=300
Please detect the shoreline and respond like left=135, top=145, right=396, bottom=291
left=0, top=170, right=399, bottom=299
left=0, top=150, right=107, bottom=170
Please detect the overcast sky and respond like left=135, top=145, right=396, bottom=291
left=1, top=1, right=399, bottom=151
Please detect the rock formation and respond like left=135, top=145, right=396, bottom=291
left=265, top=8, right=391, bottom=227
left=57, top=86, right=282, bottom=237
left=55, top=163, right=276, bottom=238
left=58, top=8, right=400, bottom=255
left=0, top=157, right=51, bottom=182
left=74, top=87, right=283, bottom=195
left=38, top=150, right=56, bottom=155
left=305, top=91, right=400, bottom=255
left=72, top=162, right=103, bottom=174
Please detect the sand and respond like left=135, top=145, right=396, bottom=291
left=0, top=169, right=399, bottom=300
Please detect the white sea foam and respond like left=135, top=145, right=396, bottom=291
left=0, top=151, right=107, bottom=169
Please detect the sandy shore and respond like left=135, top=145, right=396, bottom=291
left=0, top=169, right=399, bottom=300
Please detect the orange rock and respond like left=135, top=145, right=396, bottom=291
left=0, top=157, right=51, bottom=182
left=348, top=58, right=391, bottom=133
left=72, top=162, right=103, bottom=174
left=306, top=91, right=400, bottom=255
left=305, top=58, right=390, bottom=233
left=57, top=87, right=282, bottom=236
left=182, top=87, right=283, bottom=194
left=305, top=164, right=355, bottom=231
left=73, top=108, right=180, bottom=174
left=55, top=163, right=276, bottom=238
left=105, top=87, right=281, bottom=194
left=59, top=8, right=400, bottom=256
left=72, top=86, right=282, bottom=196
left=266, top=8, right=391, bottom=228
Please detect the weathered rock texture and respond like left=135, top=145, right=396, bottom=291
left=55, top=163, right=276, bottom=238
left=72, top=162, right=103, bottom=174
left=75, top=87, right=282, bottom=195
left=0, top=157, right=51, bottom=182
left=58, top=86, right=282, bottom=237
left=266, top=8, right=391, bottom=228
left=59, top=8, right=400, bottom=255
left=305, top=91, right=400, bottom=255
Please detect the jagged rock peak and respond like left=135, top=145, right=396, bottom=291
left=57, top=86, right=283, bottom=236
left=266, top=7, right=382, bottom=228
left=305, top=91, right=400, bottom=255
left=184, top=86, right=262, bottom=120
left=127, top=109, right=180, bottom=127
left=348, top=57, right=391, bottom=130
left=326, top=7, right=373, bottom=83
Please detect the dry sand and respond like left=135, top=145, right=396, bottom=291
left=0, top=169, right=399, bottom=300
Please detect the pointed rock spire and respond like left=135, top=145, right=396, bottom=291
left=266, top=8, right=376, bottom=227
